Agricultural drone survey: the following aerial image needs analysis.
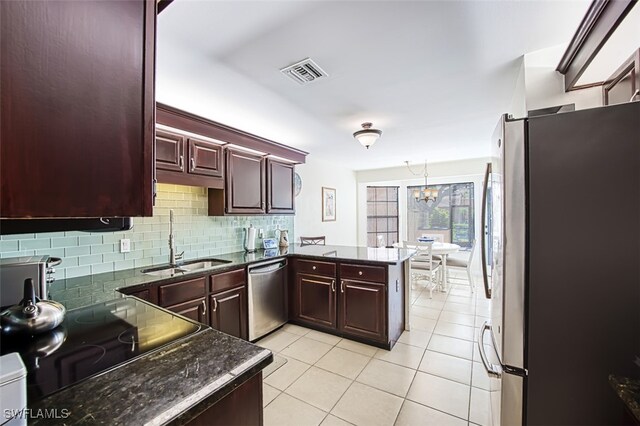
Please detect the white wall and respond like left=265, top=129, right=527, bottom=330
left=295, top=156, right=358, bottom=246
left=509, top=57, right=527, bottom=118
left=524, top=44, right=602, bottom=112
left=355, top=158, right=491, bottom=247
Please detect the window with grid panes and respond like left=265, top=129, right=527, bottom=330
left=406, top=182, right=474, bottom=249
left=366, top=186, right=399, bottom=247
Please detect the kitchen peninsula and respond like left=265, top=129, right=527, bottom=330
left=50, top=245, right=414, bottom=349
left=0, top=245, right=414, bottom=425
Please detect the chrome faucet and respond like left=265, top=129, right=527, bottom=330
left=169, top=210, right=184, bottom=266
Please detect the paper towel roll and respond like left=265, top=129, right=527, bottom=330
left=245, top=226, right=257, bottom=252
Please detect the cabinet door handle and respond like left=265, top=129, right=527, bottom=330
left=358, top=271, right=363, bottom=276
left=340, top=280, right=345, bottom=293
left=331, top=280, right=336, bottom=292
left=312, top=265, right=317, bottom=270
left=190, top=157, right=195, bottom=171
left=179, top=155, right=184, bottom=169
left=201, top=300, right=207, bottom=315
left=268, top=202, right=271, bottom=211
left=212, top=298, right=218, bottom=312
left=261, top=201, right=265, bottom=210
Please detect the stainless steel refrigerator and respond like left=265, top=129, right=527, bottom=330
left=478, top=101, right=640, bottom=425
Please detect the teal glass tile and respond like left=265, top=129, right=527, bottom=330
left=20, top=238, right=51, bottom=250
left=65, top=246, right=91, bottom=257
left=52, top=236, right=79, bottom=247
left=0, top=184, right=295, bottom=279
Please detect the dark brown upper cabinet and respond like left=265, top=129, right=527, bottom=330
left=224, top=149, right=266, bottom=214
left=209, top=151, right=296, bottom=216
left=156, top=129, right=186, bottom=173
left=267, top=159, right=295, bottom=214
left=603, top=49, right=640, bottom=106
left=0, top=0, right=155, bottom=218
left=155, top=128, right=224, bottom=188
left=155, top=103, right=306, bottom=216
left=188, top=138, right=224, bottom=177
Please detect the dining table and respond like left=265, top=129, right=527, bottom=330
left=393, top=241, right=461, bottom=292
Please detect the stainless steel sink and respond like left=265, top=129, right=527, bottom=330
left=180, top=259, right=232, bottom=270
left=141, top=258, right=232, bottom=277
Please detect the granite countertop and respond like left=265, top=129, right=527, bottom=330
left=51, top=244, right=415, bottom=310
left=30, top=327, right=272, bottom=425
left=609, top=375, right=640, bottom=422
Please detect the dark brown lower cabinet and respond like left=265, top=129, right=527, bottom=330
left=186, top=372, right=263, bottom=426
left=165, top=297, right=208, bottom=324
left=210, top=286, right=247, bottom=340
left=296, top=273, right=336, bottom=329
left=121, top=287, right=158, bottom=305
left=119, top=269, right=248, bottom=339
left=290, top=259, right=404, bottom=349
left=339, top=279, right=386, bottom=342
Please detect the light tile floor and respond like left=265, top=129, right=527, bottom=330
left=257, top=272, right=493, bottom=426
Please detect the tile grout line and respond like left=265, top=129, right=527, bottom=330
left=403, top=279, right=478, bottom=423
left=392, top=281, right=446, bottom=425
left=264, top=278, right=485, bottom=425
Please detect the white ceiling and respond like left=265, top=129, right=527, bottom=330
left=157, top=0, right=590, bottom=171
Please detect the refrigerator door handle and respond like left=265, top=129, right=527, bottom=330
left=478, top=322, right=502, bottom=378
left=481, top=162, right=492, bottom=299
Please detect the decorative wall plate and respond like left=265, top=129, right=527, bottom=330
left=294, top=172, right=302, bottom=197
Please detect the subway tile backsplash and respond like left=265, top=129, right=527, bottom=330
left=0, top=184, right=294, bottom=279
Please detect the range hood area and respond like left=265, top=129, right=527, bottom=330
left=0, top=218, right=133, bottom=235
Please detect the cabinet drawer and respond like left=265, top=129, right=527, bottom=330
left=339, top=264, right=386, bottom=283
left=159, top=276, right=207, bottom=307
left=211, top=268, right=246, bottom=293
left=294, top=259, right=336, bottom=277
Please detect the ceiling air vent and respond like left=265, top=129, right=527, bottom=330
left=280, top=58, right=328, bottom=85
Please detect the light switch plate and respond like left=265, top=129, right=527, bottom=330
left=120, top=238, right=131, bottom=253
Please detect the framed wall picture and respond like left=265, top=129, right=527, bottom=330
left=322, top=187, right=336, bottom=222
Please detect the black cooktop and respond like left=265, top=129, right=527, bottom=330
left=0, top=297, right=203, bottom=401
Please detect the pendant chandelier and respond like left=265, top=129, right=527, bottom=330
left=405, top=160, right=439, bottom=203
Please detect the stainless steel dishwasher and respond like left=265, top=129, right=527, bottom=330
left=247, top=259, right=288, bottom=341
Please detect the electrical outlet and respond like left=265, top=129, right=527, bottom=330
left=120, top=238, right=131, bottom=253
left=258, top=228, right=264, bottom=238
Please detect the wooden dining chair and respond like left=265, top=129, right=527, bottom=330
left=300, top=236, right=326, bottom=246
left=403, top=240, right=442, bottom=298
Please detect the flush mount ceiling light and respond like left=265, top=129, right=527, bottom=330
left=353, top=122, right=382, bottom=149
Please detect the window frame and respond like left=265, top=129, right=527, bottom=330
left=366, top=186, right=400, bottom=247
left=406, top=182, right=475, bottom=248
